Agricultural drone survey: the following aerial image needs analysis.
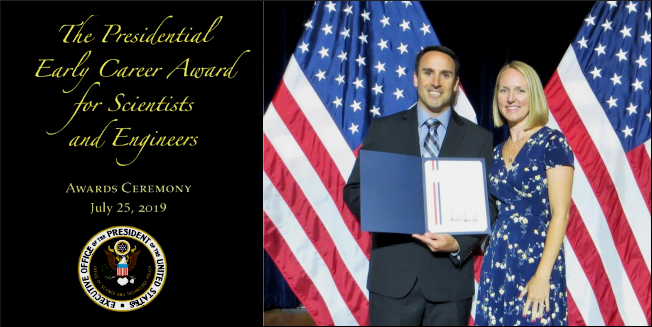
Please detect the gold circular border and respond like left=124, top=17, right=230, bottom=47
left=78, top=226, right=167, bottom=312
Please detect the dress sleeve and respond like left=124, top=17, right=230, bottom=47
left=544, top=129, right=574, bottom=170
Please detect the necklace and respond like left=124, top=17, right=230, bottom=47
left=505, top=127, right=541, bottom=164
left=506, top=136, right=527, bottom=163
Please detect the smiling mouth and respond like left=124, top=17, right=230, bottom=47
left=428, top=90, right=442, bottom=97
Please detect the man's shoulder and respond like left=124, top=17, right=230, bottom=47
left=369, top=109, right=412, bottom=127
left=454, top=112, right=492, bottom=137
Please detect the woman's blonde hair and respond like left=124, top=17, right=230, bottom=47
left=492, top=61, right=549, bottom=128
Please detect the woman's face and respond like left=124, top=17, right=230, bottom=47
left=497, top=68, right=530, bottom=127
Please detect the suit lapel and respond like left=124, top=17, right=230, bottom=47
left=399, top=107, right=421, bottom=156
left=439, top=109, right=465, bottom=158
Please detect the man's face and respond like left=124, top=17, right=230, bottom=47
left=413, top=51, right=459, bottom=116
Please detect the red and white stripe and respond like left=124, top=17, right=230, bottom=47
left=263, top=55, right=477, bottom=326
left=543, top=46, right=651, bottom=326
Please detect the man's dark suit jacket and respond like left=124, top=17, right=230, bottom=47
left=344, top=106, right=494, bottom=302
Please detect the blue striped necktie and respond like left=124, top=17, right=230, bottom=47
left=423, top=118, right=441, bottom=158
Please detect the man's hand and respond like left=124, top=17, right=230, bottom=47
left=411, top=233, right=460, bottom=253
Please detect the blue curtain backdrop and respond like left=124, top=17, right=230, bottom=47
left=263, top=1, right=596, bottom=309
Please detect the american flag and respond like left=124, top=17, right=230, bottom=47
left=544, top=1, right=651, bottom=325
left=263, top=1, right=478, bottom=325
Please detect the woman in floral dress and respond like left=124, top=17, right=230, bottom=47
left=475, top=61, right=574, bottom=326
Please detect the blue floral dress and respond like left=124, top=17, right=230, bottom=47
left=475, top=126, right=574, bottom=326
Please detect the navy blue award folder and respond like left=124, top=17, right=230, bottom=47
left=360, top=149, right=491, bottom=235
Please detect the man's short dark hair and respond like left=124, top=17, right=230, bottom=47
left=414, top=45, right=460, bottom=79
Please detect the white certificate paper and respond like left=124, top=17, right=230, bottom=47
left=423, top=159, right=490, bottom=234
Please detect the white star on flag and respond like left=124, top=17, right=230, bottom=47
left=355, top=54, right=366, bottom=66
left=315, top=69, right=326, bottom=81
left=610, top=72, right=622, bottom=85
left=337, top=51, right=347, bottom=62
left=374, top=61, right=386, bottom=73
left=625, top=103, right=638, bottom=115
left=359, top=32, right=368, bottom=44
left=396, top=65, right=406, bottom=77
left=620, top=25, right=632, bottom=38
left=399, top=19, right=410, bottom=31
left=377, top=39, right=389, bottom=50
left=372, top=83, right=383, bottom=95
left=397, top=42, right=408, bottom=54
left=420, top=23, right=431, bottom=35
left=601, top=19, right=613, bottom=31
left=360, top=9, right=370, bottom=21
left=318, top=46, right=329, bottom=58
left=299, top=42, right=309, bottom=53
left=322, top=23, right=332, bottom=35
left=350, top=100, right=362, bottom=112
left=635, top=55, right=647, bottom=68
left=348, top=122, right=359, bottom=134
left=352, top=77, right=364, bottom=89
left=616, top=48, right=628, bottom=61
left=332, top=96, right=343, bottom=108
left=594, top=43, right=607, bottom=56
left=621, top=125, right=634, bottom=137
left=325, top=1, right=336, bottom=12
left=335, top=74, right=345, bottom=85
left=393, top=88, right=404, bottom=99
left=370, top=105, right=381, bottom=117
left=380, top=15, right=390, bottom=27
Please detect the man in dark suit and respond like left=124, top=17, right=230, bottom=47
left=344, top=46, right=494, bottom=326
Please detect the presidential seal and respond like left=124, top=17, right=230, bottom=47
left=78, top=226, right=166, bottom=311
